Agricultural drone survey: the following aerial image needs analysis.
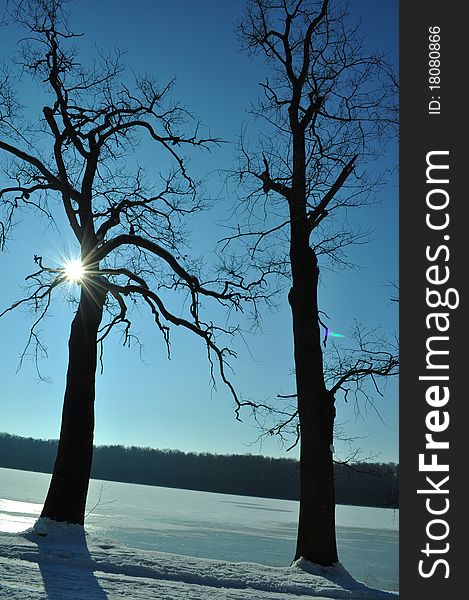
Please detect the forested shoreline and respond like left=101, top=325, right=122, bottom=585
left=0, top=433, right=398, bottom=508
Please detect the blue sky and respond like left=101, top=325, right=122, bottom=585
left=0, top=0, right=398, bottom=462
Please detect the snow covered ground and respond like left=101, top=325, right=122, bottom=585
left=0, top=519, right=397, bottom=600
left=0, top=468, right=399, bottom=591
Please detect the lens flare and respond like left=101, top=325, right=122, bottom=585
left=64, top=259, right=85, bottom=282
left=323, top=327, right=345, bottom=347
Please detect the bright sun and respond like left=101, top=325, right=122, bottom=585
left=64, top=259, right=85, bottom=282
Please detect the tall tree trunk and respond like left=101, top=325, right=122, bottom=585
left=40, top=279, right=106, bottom=524
left=289, top=244, right=338, bottom=565
left=289, top=130, right=338, bottom=565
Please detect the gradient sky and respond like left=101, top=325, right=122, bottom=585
left=0, top=0, right=398, bottom=463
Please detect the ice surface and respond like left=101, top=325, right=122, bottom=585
left=0, top=520, right=398, bottom=599
left=0, top=467, right=399, bottom=591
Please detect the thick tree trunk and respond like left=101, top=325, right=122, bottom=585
left=289, top=129, right=338, bottom=565
left=289, top=244, right=338, bottom=565
left=40, top=280, right=106, bottom=524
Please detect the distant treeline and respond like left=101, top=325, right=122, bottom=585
left=0, top=433, right=398, bottom=508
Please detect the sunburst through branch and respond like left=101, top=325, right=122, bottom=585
left=63, top=259, right=85, bottom=283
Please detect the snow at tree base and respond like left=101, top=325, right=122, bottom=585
left=0, top=520, right=396, bottom=600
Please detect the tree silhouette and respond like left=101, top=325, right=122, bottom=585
left=0, top=432, right=400, bottom=509
left=0, top=0, right=254, bottom=525
left=224, top=0, right=398, bottom=565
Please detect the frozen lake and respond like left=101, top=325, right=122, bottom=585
left=0, top=467, right=398, bottom=591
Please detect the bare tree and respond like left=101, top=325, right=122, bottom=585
left=252, top=323, right=398, bottom=453
left=0, top=0, right=255, bottom=525
left=226, top=0, right=398, bottom=565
